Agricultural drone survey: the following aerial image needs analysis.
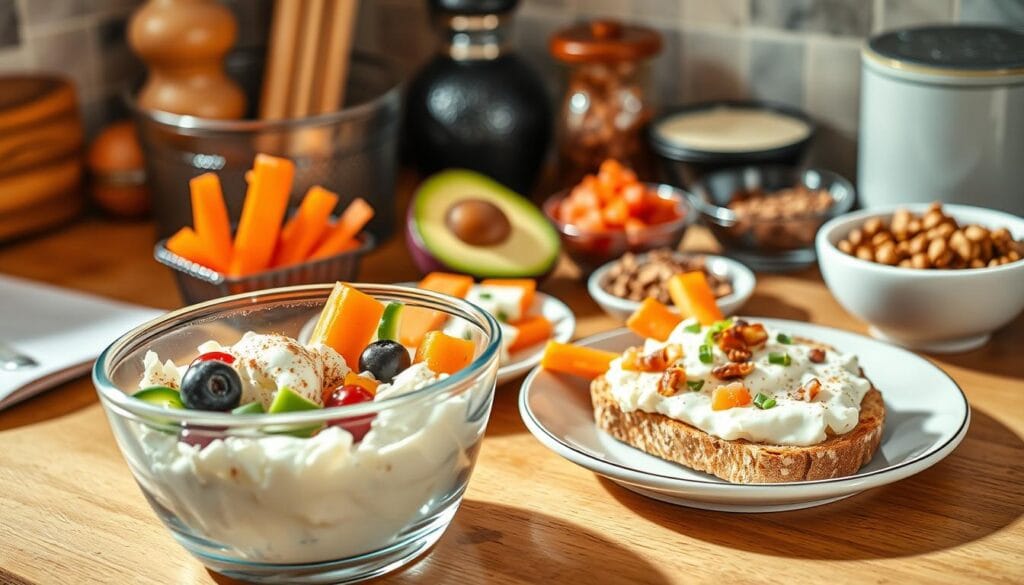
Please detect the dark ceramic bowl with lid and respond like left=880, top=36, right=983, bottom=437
left=648, top=100, right=816, bottom=187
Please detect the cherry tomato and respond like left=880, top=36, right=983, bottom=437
left=325, top=384, right=375, bottom=441
left=190, top=351, right=236, bottom=367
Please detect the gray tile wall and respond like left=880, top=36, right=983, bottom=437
left=0, top=0, right=1020, bottom=176
left=375, top=0, right=1024, bottom=180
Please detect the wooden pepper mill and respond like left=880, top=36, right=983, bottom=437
left=128, top=0, right=246, bottom=119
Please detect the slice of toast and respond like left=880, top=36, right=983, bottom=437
left=591, top=376, right=885, bottom=483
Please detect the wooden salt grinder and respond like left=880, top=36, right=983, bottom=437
left=128, top=0, right=246, bottom=119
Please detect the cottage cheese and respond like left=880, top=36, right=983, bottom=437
left=135, top=355, right=485, bottom=563
left=604, top=319, right=872, bottom=446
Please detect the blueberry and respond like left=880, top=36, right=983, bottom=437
left=180, top=360, right=243, bottom=411
left=358, top=340, right=411, bottom=384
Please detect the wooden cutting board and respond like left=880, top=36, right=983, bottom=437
left=0, top=75, right=85, bottom=242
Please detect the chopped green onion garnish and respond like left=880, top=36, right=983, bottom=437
left=496, top=310, right=509, bottom=322
left=711, top=318, right=733, bottom=330
left=478, top=292, right=493, bottom=300
left=776, top=333, right=793, bottom=344
left=768, top=352, right=791, bottom=366
left=753, top=393, right=777, bottom=410
left=684, top=322, right=702, bottom=333
left=704, top=318, right=733, bottom=344
left=686, top=380, right=705, bottom=392
left=698, top=344, right=713, bottom=364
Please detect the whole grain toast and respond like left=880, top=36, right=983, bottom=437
left=590, top=376, right=885, bottom=483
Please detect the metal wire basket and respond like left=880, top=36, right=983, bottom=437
left=154, top=233, right=376, bottom=305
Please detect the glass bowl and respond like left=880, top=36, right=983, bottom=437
left=542, top=183, right=696, bottom=274
left=687, top=166, right=856, bottom=272
left=93, top=284, right=501, bottom=584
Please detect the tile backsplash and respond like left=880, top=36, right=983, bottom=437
left=366, top=0, right=1024, bottom=180
left=0, top=0, right=1020, bottom=181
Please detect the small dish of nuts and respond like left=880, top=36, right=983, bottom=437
left=836, top=202, right=1022, bottom=269
left=587, top=249, right=756, bottom=321
left=817, top=203, right=1024, bottom=354
left=687, top=165, right=855, bottom=272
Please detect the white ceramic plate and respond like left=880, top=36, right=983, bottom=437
left=587, top=252, right=756, bottom=322
left=388, top=283, right=575, bottom=386
left=519, top=319, right=970, bottom=512
left=497, top=292, right=575, bottom=385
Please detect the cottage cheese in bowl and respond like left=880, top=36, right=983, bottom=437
left=133, top=360, right=480, bottom=563
left=94, top=283, right=502, bottom=582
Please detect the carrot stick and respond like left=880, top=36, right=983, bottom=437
left=166, top=227, right=216, bottom=269
left=189, top=173, right=233, bottom=272
left=230, top=154, right=295, bottom=275
left=540, top=341, right=617, bottom=379
left=273, top=186, right=339, bottom=267
left=309, top=197, right=374, bottom=259
left=508, top=315, right=553, bottom=352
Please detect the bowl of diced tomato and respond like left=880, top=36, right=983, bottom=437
left=543, top=160, right=695, bottom=273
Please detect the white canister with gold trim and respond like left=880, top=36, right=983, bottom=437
left=858, top=26, right=1024, bottom=217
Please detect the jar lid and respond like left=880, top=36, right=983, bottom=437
left=550, top=20, right=662, bottom=63
left=865, top=25, right=1024, bottom=77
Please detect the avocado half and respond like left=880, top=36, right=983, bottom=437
left=406, top=169, right=561, bottom=278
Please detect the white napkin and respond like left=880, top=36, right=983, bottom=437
left=0, top=275, right=163, bottom=410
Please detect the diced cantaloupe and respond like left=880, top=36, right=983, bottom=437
left=414, top=331, right=475, bottom=375
left=309, top=282, right=385, bottom=369
left=626, top=297, right=682, bottom=342
left=668, top=271, right=724, bottom=326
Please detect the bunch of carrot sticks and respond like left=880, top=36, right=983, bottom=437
left=167, top=153, right=374, bottom=276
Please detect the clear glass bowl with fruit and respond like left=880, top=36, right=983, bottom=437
left=93, top=283, right=501, bottom=584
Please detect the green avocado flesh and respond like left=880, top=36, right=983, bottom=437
left=266, top=387, right=322, bottom=437
left=411, top=169, right=560, bottom=278
left=268, top=387, right=320, bottom=413
left=134, top=386, right=183, bottom=409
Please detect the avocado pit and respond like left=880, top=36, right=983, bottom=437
left=445, top=198, right=512, bottom=246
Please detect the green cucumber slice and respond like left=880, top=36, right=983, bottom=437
left=232, top=402, right=265, bottom=415
left=376, top=302, right=405, bottom=342
left=266, top=387, right=323, bottom=438
left=134, top=386, right=184, bottom=409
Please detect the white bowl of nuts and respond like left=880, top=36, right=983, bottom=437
left=587, top=249, right=756, bottom=321
left=817, top=203, right=1024, bottom=353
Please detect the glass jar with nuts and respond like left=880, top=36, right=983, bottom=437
left=836, top=203, right=1023, bottom=269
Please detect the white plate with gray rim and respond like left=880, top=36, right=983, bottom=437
left=519, top=319, right=970, bottom=512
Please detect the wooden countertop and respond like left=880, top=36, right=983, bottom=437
left=1, top=202, right=1022, bottom=584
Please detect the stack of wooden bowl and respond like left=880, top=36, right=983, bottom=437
left=0, top=75, right=85, bottom=242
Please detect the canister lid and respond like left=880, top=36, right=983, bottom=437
left=865, top=25, right=1024, bottom=78
left=550, top=20, right=662, bottom=63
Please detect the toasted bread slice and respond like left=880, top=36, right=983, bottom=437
left=591, top=376, right=885, bottom=483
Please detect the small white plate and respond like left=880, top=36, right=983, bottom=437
left=389, top=283, right=576, bottom=386
left=519, top=319, right=970, bottom=512
left=497, top=292, right=575, bottom=385
left=587, top=253, right=756, bottom=322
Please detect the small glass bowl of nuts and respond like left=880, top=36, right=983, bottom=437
left=587, top=248, right=756, bottom=321
left=817, top=203, right=1024, bottom=353
left=687, top=166, right=855, bottom=271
